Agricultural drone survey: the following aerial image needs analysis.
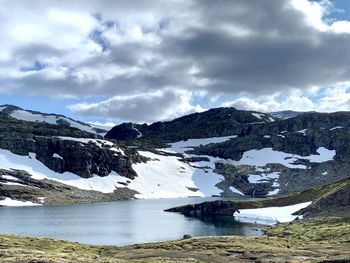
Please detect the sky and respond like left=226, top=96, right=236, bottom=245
left=0, top=0, right=350, bottom=125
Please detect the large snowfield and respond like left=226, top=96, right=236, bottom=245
left=0, top=134, right=336, bottom=206
left=234, top=202, right=312, bottom=225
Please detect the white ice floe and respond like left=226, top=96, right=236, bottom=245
left=234, top=201, right=312, bottom=225
left=0, top=197, right=42, bottom=207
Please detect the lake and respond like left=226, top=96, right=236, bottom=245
left=0, top=197, right=265, bottom=246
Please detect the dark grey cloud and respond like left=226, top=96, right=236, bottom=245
left=0, top=0, right=350, bottom=121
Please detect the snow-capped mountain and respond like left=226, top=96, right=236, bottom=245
left=0, top=104, right=108, bottom=135
left=1, top=105, right=350, bottom=207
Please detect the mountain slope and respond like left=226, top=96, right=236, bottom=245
left=0, top=104, right=108, bottom=135
left=1, top=105, right=350, bottom=205
left=105, top=107, right=276, bottom=142
left=0, top=110, right=232, bottom=204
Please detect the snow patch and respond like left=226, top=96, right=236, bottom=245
left=52, top=153, right=63, bottom=160
left=252, top=113, right=263, bottom=120
left=0, top=197, right=42, bottom=207
left=9, top=109, right=104, bottom=135
left=230, top=186, right=244, bottom=195
left=132, top=125, right=143, bottom=138
left=230, top=147, right=335, bottom=169
left=330, top=126, right=343, bottom=131
left=1, top=175, right=19, bottom=181
left=296, top=129, right=307, bottom=135
left=57, top=137, right=125, bottom=155
left=167, top=136, right=237, bottom=154
left=234, top=201, right=312, bottom=225
left=247, top=172, right=280, bottom=183
left=131, top=151, right=224, bottom=199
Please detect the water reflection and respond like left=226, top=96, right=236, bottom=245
left=0, top=198, right=265, bottom=246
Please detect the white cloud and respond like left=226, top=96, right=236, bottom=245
left=69, top=89, right=204, bottom=123
left=221, top=85, right=350, bottom=113
left=0, top=0, right=350, bottom=122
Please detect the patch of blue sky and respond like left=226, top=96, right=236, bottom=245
left=20, top=61, right=47, bottom=72
left=325, top=0, right=350, bottom=21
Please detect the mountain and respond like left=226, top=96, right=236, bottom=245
left=105, top=107, right=276, bottom=141
left=0, top=104, right=108, bottom=135
left=268, top=110, right=306, bottom=120
left=1, top=105, right=350, bottom=207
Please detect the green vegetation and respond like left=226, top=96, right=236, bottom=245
left=1, top=217, right=349, bottom=262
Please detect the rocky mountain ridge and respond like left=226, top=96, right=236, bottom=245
left=0, top=104, right=108, bottom=135
left=1, top=105, right=350, bottom=206
left=105, top=107, right=276, bottom=142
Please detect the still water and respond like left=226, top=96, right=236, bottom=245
left=0, top=198, right=265, bottom=246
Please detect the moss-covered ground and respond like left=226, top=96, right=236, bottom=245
left=0, top=217, right=349, bottom=262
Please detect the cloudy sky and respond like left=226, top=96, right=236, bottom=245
left=0, top=0, right=350, bottom=124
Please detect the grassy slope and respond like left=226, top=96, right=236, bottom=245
left=0, top=217, right=349, bottom=263
left=166, top=177, right=350, bottom=217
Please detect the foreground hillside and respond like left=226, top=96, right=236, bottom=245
left=0, top=217, right=349, bottom=262
left=166, top=176, right=350, bottom=224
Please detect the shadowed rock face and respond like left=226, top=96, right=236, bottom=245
left=106, top=108, right=350, bottom=199
left=105, top=107, right=275, bottom=142
left=165, top=200, right=240, bottom=217
left=0, top=114, right=141, bottom=179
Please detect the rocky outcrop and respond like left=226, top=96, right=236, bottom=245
left=165, top=200, right=242, bottom=217
left=0, top=169, right=138, bottom=205
left=106, top=107, right=275, bottom=142
left=105, top=123, right=143, bottom=141
left=166, top=177, right=350, bottom=219
left=0, top=114, right=142, bottom=179
left=296, top=177, right=350, bottom=217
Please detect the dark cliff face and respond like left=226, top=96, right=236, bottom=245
left=105, top=123, right=142, bottom=141
left=0, top=114, right=140, bottom=179
left=192, top=112, right=350, bottom=160
left=105, top=107, right=275, bottom=142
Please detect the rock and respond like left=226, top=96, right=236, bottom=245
left=0, top=114, right=140, bottom=179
